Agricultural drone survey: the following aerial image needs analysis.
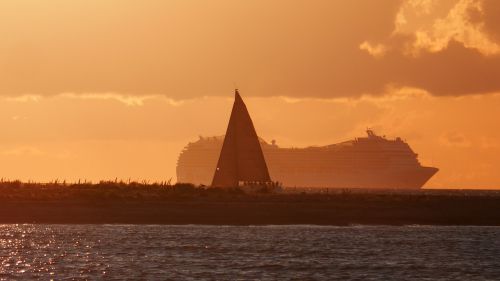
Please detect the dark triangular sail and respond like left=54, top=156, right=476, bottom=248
left=211, top=90, right=271, bottom=187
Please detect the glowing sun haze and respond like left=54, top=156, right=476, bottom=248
left=1, top=0, right=500, bottom=188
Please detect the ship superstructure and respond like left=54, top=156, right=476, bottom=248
left=176, top=130, right=438, bottom=189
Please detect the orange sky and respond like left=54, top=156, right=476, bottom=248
left=1, top=0, right=500, bottom=188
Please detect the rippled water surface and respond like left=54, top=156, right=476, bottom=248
left=0, top=225, right=499, bottom=280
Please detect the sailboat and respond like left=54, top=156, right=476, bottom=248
left=211, top=89, right=274, bottom=189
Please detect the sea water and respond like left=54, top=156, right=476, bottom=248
left=0, top=225, right=499, bottom=280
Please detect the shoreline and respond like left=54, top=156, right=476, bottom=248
left=2, top=200, right=499, bottom=225
left=1, top=183, right=500, bottom=225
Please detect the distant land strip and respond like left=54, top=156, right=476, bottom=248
left=1, top=181, right=500, bottom=225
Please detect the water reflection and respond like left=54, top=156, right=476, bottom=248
left=0, top=225, right=499, bottom=280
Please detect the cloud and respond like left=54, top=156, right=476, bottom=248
left=5, top=95, right=43, bottom=103
left=479, top=0, right=500, bottom=42
left=0, top=1, right=498, bottom=99
left=480, top=136, right=499, bottom=149
left=359, top=41, right=388, bottom=58
left=58, top=93, right=185, bottom=107
left=60, top=93, right=152, bottom=107
left=353, top=0, right=500, bottom=97
left=1, top=146, right=45, bottom=156
left=0, top=0, right=399, bottom=98
left=393, top=0, right=500, bottom=56
left=439, top=131, right=472, bottom=147
left=2, top=93, right=187, bottom=107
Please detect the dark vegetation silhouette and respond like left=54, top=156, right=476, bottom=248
left=0, top=178, right=246, bottom=200
left=1, top=179, right=500, bottom=225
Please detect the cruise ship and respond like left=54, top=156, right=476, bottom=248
left=176, top=130, right=438, bottom=189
